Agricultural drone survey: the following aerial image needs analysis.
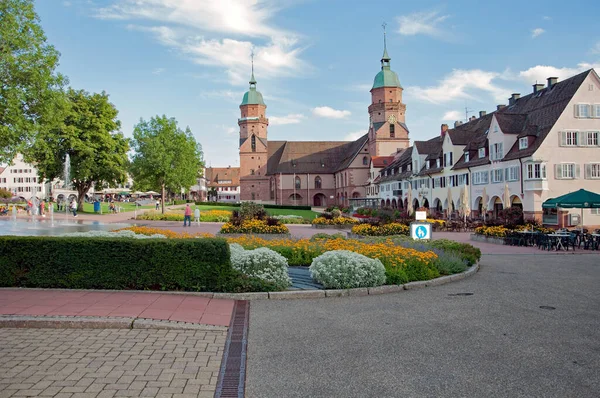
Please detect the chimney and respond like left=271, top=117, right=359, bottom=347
left=533, top=83, right=544, bottom=93
left=508, top=93, right=520, bottom=106
left=479, top=110, right=487, bottom=118
left=469, top=116, right=476, bottom=121
left=454, top=120, right=463, bottom=128
left=547, top=77, right=558, bottom=88
left=497, top=104, right=506, bottom=111
left=440, top=124, right=448, bottom=137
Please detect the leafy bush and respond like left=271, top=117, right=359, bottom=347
left=239, top=202, right=267, bottom=221
left=499, top=206, right=524, bottom=227
left=196, top=202, right=312, bottom=211
left=428, top=239, right=481, bottom=266
left=273, top=215, right=310, bottom=224
left=312, top=216, right=358, bottom=225
left=331, top=208, right=342, bottom=218
left=351, top=223, right=409, bottom=236
left=309, top=233, right=347, bottom=242
left=220, top=219, right=289, bottom=234
left=433, top=252, right=468, bottom=275
left=61, top=230, right=167, bottom=239
left=0, top=236, right=269, bottom=292
left=229, top=244, right=291, bottom=289
left=309, top=250, right=386, bottom=289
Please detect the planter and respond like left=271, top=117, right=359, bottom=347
left=470, top=234, right=505, bottom=245
left=311, top=224, right=354, bottom=230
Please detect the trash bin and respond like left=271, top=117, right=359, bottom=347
left=93, top=201, right=100, bottom=213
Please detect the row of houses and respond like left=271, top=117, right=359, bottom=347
left=366, top=69, right=600, bottom=228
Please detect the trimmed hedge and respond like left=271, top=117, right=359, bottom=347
left=0, top=236, right=277, bottom=292
left=196, top=201, right=312, bottom=211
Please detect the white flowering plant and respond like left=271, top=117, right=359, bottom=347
left=309, top=250, right=386, bottom=289
left=229, top=243, right=291, bottom=289
left=60, top=230, right=167, bottom=239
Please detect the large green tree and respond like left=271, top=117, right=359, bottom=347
left=0, top=0, right=67, bottom=163
left=130, top=115, right=204, bottom=213
left=28, top=88, right=130, bottom=210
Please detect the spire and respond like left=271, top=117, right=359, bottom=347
left=381, top=22, right=391, bottom=67
left=249, top=49, right=257, bottom=87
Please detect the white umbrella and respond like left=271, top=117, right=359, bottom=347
left=145, top=191, right=160, bottom=195
left=481, top=187, right=488, bottom=222
left=461, top=186, right=471, bottom=223
left=406, top=187, right=413, bottom=215
left=446, top=187, right=453, bottom=220
left=503, top=183, right=511, bottom=209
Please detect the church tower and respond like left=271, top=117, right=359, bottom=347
left=239, top=56, right=270, bottom=201
left=368, top=25, right=410, bottom=156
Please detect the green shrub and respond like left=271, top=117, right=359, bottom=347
left=309, top=250, right=386, bottom=289
left=0, top=236, right=271, bottom=292
left=229, top=244, right=291, bottom=289
left=196, top=201, right=311, bottom=211
left=428, top=239, right=481, bottom=266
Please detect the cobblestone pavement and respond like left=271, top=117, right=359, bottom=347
left=0, top=328, right=226, bottom=398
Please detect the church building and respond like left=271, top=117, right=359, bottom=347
left=238, top=35, right=410, bottom=207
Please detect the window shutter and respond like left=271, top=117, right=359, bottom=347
left=450, top=152, right=453, bottom=165
left=505, top=168, right=509, bottom=181
left=466, top=174, right=469, bottom=185
left=575, top=164, right=581, bottom=179
left=585, top=164, right=592, bottom=179
left=555, top=164, right=563, bottom=179
left=516, top=166, right=520, bottom=181
left=560, top=131, right=567, bottom=147
left=575, top=104, right=580, bottom=117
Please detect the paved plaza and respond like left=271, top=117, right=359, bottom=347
left=0, top=328, right=225, bottom=398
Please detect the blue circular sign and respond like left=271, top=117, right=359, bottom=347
left=415, top=225, right=428, bottom=239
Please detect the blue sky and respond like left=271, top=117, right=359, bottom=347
left=36, top=0, right=600, bottom=167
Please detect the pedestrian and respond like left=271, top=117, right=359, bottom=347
left=26, top=200, right=32, bottom=215
left=70, top=200, right=78, bottom=217
left=183, top=203, right=192, bottom=227
left=194, top=207, right=200, bottom=225
left=156, top=199, right=160, bottom=210
left=40, top=201, right=45, bottom=217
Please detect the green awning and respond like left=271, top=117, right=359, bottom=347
left=542, top=189, right=600, bottom=209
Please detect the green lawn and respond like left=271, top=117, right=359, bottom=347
left=79, top=202, right=155, bottom=214
left=175, top=205, right=320, bottom=219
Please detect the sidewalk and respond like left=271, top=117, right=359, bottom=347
left=0, top=289, right=234, bottom=327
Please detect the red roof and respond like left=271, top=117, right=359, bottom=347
left=371, top=156, right=394, bottom=168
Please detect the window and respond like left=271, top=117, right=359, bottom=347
left=295, top=176, right=301, bottom=189
left=251, top=135, right=256, bottom=152
left=555, top=163, right=577, bottom=179
left=490, top=143, right=503, bottom=160
left=519, top=137, right=528, bottom=150
left=314, top=176, right=322, bottom=189
left=250, top=169, right=255, bottom=175
left=457, top=174, right=467, bottom=186
left=506, top=166, right=519, bottom=182
left=363, top=156, right=368, bottom=165
left=436, top=159, right=440, bottom=168
left=526, top=163, right=546, bottom=180
left=491, top=169, right=504, bottom=183
left=390, top=124, right=395, bottom=138
left=592, top=208, right=600, bottom=215
left=472, top=171, right=489, bottom=185
left=443, top=152, right=453, bottom=167
left=585, top=131, right=599, bottom=146
left=251, top=192, right=255, bottom=200
left=560, top=131, right=579, bottom=146
left=464, top=152, right=469, bottom=162
left=594, top=105, right=600, bottom=118
left=585, top=164, right=600, bottom=179
left=576, top=104, right=590, bottom=118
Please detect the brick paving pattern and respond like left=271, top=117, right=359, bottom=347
left=0, top=328, right=226, bottom=398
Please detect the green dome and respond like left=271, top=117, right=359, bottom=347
left=240, top=87, right=265, bottom=106
left=372, top=67, right=402, bottom=89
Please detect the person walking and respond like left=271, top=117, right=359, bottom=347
left=70, top=199, right=78, bottom=217
left=40, top=201, right=45, bottom=217
left=194, top=207, right=200, bottom=225
left=183, top=203, right=192, bottom=227
left=156, top=199, right=160, bottom=210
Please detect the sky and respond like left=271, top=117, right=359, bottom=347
left=36, top=0, right=600, bottom=168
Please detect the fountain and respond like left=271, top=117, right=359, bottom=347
left=64, top=154, right=71, bottom=222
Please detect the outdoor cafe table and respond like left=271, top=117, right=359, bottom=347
left=516, top=230, right=538, bottom=246
left=547, top=233, right=570, bottom=251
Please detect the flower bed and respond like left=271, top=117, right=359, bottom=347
left=474, top=225, right=509, bottom=237
left=351, top=223, right=409, bottom=236
left=312, top=216, right=359, bottom=226
left=220, top=219, right=289, bottom=234
left=136, top=210, right=232, bottom=222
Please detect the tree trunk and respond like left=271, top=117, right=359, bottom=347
left=161, top=183, right=165, bottom=214
left=76, top=182, right=91, bottom=212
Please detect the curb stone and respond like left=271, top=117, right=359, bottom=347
left=367, top=285, right=405, bottom=295
left=213, top=292, right=269, bottom=300
left=269, top=290, right=326, bottom=299
left=324, top=289, right=349, bottom=297
left=347, top=287, right=369, bottom=297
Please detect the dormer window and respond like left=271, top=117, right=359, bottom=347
left=465, top=152, right=470, bottom=162
left=519, top=137, right=528, bottom=150
left=436, top=159, right=440, bottom=168
left=390, top=124, right=395, bottom=138
left=478, top=148, right=485, bottom=158
left=426, top=161, right=430, bottom=170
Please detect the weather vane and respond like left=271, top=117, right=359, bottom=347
left=250, top=48, right=255, bottom=76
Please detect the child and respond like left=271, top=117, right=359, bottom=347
left=194, top=207, right=200, bottom=225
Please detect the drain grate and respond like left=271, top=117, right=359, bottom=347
left=539, top=306, right=556, bottom=310
left=448, top=292, right=474, bottom=296
left=215, top=300, right=250, bottom=398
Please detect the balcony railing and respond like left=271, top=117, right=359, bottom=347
left=523, top=179, right=548, bottom=191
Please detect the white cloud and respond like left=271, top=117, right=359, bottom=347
left=531, top=28, right=545, bottom=38
left=96, top=1, right=310, bottom=85
left=269, top=113, right=305, bottom=126
left=442, top=111, right=462, bottom=121
left=152, top=68, right=165, bottom=75
left=405, top=69, right=509, bottom=104
left=344, top=130, right=367, bottom=141
left=312, top=106, right=351, bottom=119
left=200, top=89, right=245, bottom=102
left=518, top=63, right=600, bottom=83
left=543, top=16, right=552, bottom=21
left=63, top=1, right=72, bottom=6
left=590, top=41, right=600, bottom=55
left=397, top=10, right=449, bottom=38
